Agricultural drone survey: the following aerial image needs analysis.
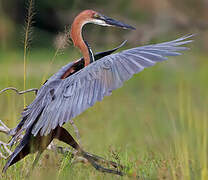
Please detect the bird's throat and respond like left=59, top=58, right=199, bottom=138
left=70, top=16, right=91, bottom=66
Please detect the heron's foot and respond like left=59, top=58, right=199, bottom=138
left=83, top=151, right=124, bottom=169
left=80, top=151, right=124, bottom=176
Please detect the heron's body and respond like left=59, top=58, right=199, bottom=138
left=3, top=10, right=193, bottom=174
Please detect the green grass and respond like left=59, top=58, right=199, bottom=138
left=0, top=48, right=208, bottom=180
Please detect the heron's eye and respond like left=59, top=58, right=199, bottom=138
left=93, top=13, right=100, bottom=19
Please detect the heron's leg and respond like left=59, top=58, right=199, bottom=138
left=53, top=126, right=80, bottom=150
left=53, top=126, right=124, bottom=176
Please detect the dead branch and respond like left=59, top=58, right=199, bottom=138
left=0, top=87, right=38, bottom=95
left=0, top=120, right=10, bottom=134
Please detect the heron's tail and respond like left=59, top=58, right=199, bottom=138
left=3, top=130, right=31, bottom=173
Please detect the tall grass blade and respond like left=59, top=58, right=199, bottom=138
left=23, top=0, right=35, bottom=107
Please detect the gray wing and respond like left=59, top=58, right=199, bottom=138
left=15, top=41, right=126, bottom=135
left=28, top=34, right=193, bottom=136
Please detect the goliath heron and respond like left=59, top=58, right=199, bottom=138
left=2, top=10, right=193, bottom=175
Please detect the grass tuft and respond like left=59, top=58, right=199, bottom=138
left=23, top=0, right=35, bottom=107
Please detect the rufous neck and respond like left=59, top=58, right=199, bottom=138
left=70, top=14, right=91, bottom=66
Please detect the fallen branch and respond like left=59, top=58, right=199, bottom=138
left=0, top=87, right=38, bottom=95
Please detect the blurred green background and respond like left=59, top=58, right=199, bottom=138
left=0, top=0, right=208, bottom=179
left=1, top=0, right=208, bottom=50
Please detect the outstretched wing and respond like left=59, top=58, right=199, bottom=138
left=29, top=34, right=193, bottom=136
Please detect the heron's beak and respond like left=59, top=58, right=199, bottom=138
left=97, top=14, right=136, bottom=30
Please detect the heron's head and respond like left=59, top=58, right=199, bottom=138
left=73, top=10, right=136, bottom=30
left=70, top=10, right=135, bottom=55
